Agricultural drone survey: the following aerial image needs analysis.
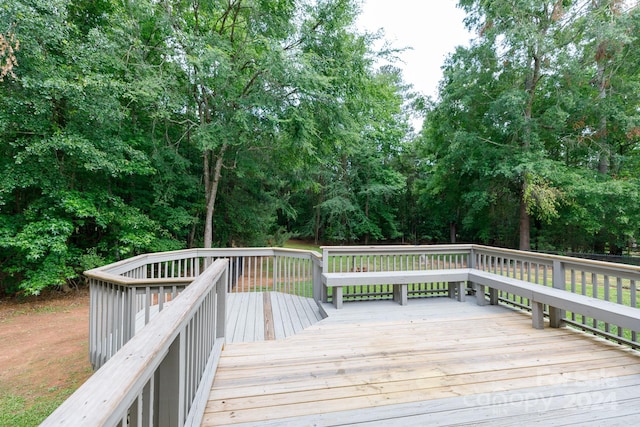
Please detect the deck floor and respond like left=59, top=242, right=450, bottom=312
left=225, top=292, right=324, bottom=343
left=205, top=297, right=640, bottom=426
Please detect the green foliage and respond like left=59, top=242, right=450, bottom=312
left=2, top=0, right=640, bottom=294
left=415, top=0, right=640, bottom=252
left=0, top=0, right=189, bottom=295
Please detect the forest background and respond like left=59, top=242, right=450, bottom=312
left=1, top=0, right=640, bottom=296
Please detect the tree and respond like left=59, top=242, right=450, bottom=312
left=0, top=0, right=184, bottom=294
left=162, top=0, right=323, bottom=248
left=456, top=0, right=571, bottom=249
left=284, top=13, right=414, bottom=244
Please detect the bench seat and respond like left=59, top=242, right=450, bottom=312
left=322, top=269, right=471, bottom=309
left=469, top=270, right=640, bottom=331
left=321, top=268, right=640, bottom=335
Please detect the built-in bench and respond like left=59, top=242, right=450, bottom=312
left=469, top=270, right=640, bottom=331
left=321, top=269, right=471, bottom=309
left=321, top=268, right=640, bottom=335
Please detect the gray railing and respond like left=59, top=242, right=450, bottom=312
left=472, top=245, right=640, bottom=346
left=44, top=244, right=639, bottom=426
left=321, top=245, right=472, bottom=300
left=85, top=247, right=322, bottom=369
left=42, top=258, right=228, bottom=427
left=322, top=245, right=640, bottom=348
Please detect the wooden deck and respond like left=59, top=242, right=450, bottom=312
left=226, top=292, right=324, bottom=343
left=203, top=297, right=640, bottom=426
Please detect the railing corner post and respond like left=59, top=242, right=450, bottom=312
left=312, top=256, right=322, bottom=304
left=217, top=262, right=228, bottom=340
left=469, top=247, right=476, bottom=269
left=550, top=260, right=566, bottom=328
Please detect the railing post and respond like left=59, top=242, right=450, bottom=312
left=469, top=247, right=477, bottom=300
left=312, top=256, right=322, bottom=304
left=157, top=331, right=186, bottom=427
left=550, top=260, right=566, bottom=328
left=321, top=248, right=330, bottom=303
left=216, top=269, right=227, bottom=340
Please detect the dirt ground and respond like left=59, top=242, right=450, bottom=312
left=0, top=288, right=93, bottom=417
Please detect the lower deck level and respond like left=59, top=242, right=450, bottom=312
left=225, top=292, right=324, bottom=343
left=206, top=295, right=640, bottom=426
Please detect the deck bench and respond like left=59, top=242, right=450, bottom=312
left=469, top=270, right=640, bottom=331
left=321, top=269, right=471, bottom=309
left=321, top=268, right=640, bottom=333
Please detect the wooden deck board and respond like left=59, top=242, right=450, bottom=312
left=225, top=292, right=323, bottom=344
left=270, top=292, right=297, bottom=338
left=205, top=298, right=640, bottom=426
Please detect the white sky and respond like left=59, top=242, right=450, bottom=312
left=356, top=0, right=473, bottom=99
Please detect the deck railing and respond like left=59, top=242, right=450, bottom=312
left=42, top=258, right=228, bottom=427
left=321, top=245, right=472, bottom=300
left=471, top=245, right=640, bottom=346
left=85, top=247, right=322, bottom=369
left=43, top=244, right=639, bottom=426
left=321, top=245, right=640, bottom=348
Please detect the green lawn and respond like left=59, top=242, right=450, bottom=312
left=283, top=240, right=321, bottom=253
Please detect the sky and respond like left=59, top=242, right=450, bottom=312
left=356, top=0, right=473, bottom=99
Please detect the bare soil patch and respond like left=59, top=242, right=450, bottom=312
left=0, top=288, right=92, bottom=420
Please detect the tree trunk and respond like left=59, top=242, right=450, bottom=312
left=364, top=192, right=370, bottom=245
left=449, top=221, right=456, bottom=243
left=519, top=182, right=531, bottom=251
left=596, top=58, right=609, bottom=175
left=203, top=144, right=227, bottom=248
left=314, top=201, right=321, bottom=245
left=519, top=49, right=541, bottom=252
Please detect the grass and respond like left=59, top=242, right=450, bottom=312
left=283, top=240, right=322, bottom=253
left=0, top=387, right=77, bottom=427
left=492, top=266, right=639, bottom=344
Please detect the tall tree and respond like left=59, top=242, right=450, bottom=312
left=162, top=0, right=341, bottom=248
left=452, top=0, right=571, bottom=249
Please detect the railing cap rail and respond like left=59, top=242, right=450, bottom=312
left=42, top=258, right=229, bottom=426
left=86, top=247, right=321, bottom=278
left=321, top=244, right=475, bottom=253
left=473, top=244, right=640, bottom=276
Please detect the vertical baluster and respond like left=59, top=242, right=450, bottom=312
left=603, top=275, right=610, bottom=333
left=591, top=273, right=598, bottom=330
left=287, top=255, right=290, bottom=293
left=519, top=260, right=523, bottom=280
left=184, top=321, right=192, bottom=411
left=106, top=283, right=115, bottom=359
left=616, top=277, right=623, bottom=337
left=159, top=286, right=165, bottom=312
left=631, top=279, right=637, bottom=343
left=260, top=256, right=264, bottom=291
left=570, top=269, right=576, bottom=322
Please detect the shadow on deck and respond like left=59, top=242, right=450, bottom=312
left=208, top=297, right=640, bottom=426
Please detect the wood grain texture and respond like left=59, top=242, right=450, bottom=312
left=225, top=292, right=323, bottom=343
left=262, top=292, right=275, bottom=340
left=203, top=298, right=640, bottom=426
